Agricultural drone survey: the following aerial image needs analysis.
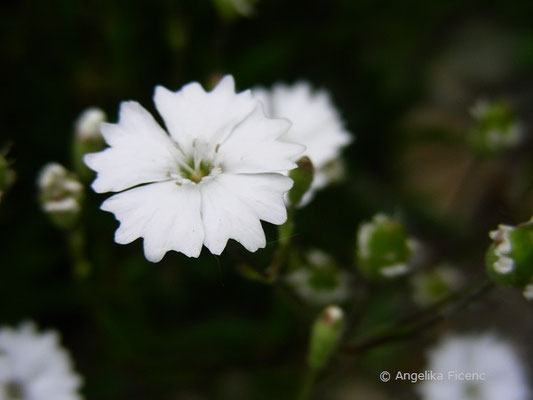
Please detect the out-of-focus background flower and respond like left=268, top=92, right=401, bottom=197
left=1, top=1, right=533, bottom=399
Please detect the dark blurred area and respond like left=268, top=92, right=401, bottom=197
left=1, top=1, right=533, bottom=399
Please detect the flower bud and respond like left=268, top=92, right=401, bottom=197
left=356, top=213, right=415, bottom=280
left=38, top=163, right=83, bottom=229
left=468, top=99, right=523, bottom=156
left=288, top=156, right=314, bottom=206
left=73, top=107, right=106, bottom=180
left=485, top=221, right=533, bottom=293
left=285, top=250, right=351, bottom=306
left=307, top=305, right=345, bottom=371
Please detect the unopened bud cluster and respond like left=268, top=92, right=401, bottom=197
left=486, top=219, right=533, bottom=300
left=38, top=163, right=84, bottom=229
left=356, top=213, right=416, bottom=280
left=468, top=99, right=523, bottom=156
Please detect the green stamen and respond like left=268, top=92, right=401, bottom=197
left=180, top=158, right=213, bottom=183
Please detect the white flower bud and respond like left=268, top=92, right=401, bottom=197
left=307, top=305, right=345, bottom=370
left=74, top=107, right=106, bottom=142
left=38, top=163, right=83, bottom=229
left=73, top=108, right=107, bottom=181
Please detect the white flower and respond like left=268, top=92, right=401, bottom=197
left=74, top=108, right=106, bottom=142
left=253, top=82, right=353, bottom=204
left=418, top=334, right=530, bottom=400
left=85, top=75, right=303, bottom=262
left=0, top=322, right=82, bottom=400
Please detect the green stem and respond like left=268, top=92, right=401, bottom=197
left=297, top=367, right=318, bottom=400
left=343, top=278, right=493, bottom=354
left=66, top=226, right=91, bottom=279
left=237, top=207, right=296, bottom=284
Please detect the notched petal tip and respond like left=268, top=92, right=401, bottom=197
left=82, top=152, right=96, bottom=169
left=285, top=141, right=307, bottom=165
left=143, top=242, right=165, bottom=263
left=214, top=75, right=236, bottom=93
left=244, top=235, right=267, bottom=253
left=153, top=84, right=173, bottom=101
left=118, top=100, right=143, bottom=118
left=282, top=174, right=295, bottom=192
left=143, top=240, right=203, bottom=263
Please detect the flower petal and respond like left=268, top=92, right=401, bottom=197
left=269, top=82, right=352, bottom=169
left=84, top=101, right=182, bottom=193
left=216, top=173, right=292, bottom=224
left=101, top=181, right=204, bottom=261
left=153, top=75, right=257, bottom=153
left=199, top=176, right=272, bottom=255
left=216, top=105, right=305, bottom=174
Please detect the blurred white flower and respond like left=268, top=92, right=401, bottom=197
left=85, top=75, right=303, bottom=262
left=0, top=322, right=82, bottom=400
left=74, top=107, right=106, bottom=142
left=285, top=250, right=351, bottom=306
left=253, top=82, right=353, bottom=205
left=418, top=334, right=529, bottom=400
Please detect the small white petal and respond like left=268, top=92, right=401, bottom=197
left=101, top=181, right=204, bottom=261
left=217, top=105, right=304, bottom=173
left=154, top=75, right=257, bottom=153
left=84, top=101, right=182, bottom=193
left=200, top=177, right=268, bottom=255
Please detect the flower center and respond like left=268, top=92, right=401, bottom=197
left=179, top=158, right=214, bottom=183
left=171, top=140, right=221, bottom=184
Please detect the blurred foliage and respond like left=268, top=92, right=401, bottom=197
left=2, top=0, right=533, bottom=399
